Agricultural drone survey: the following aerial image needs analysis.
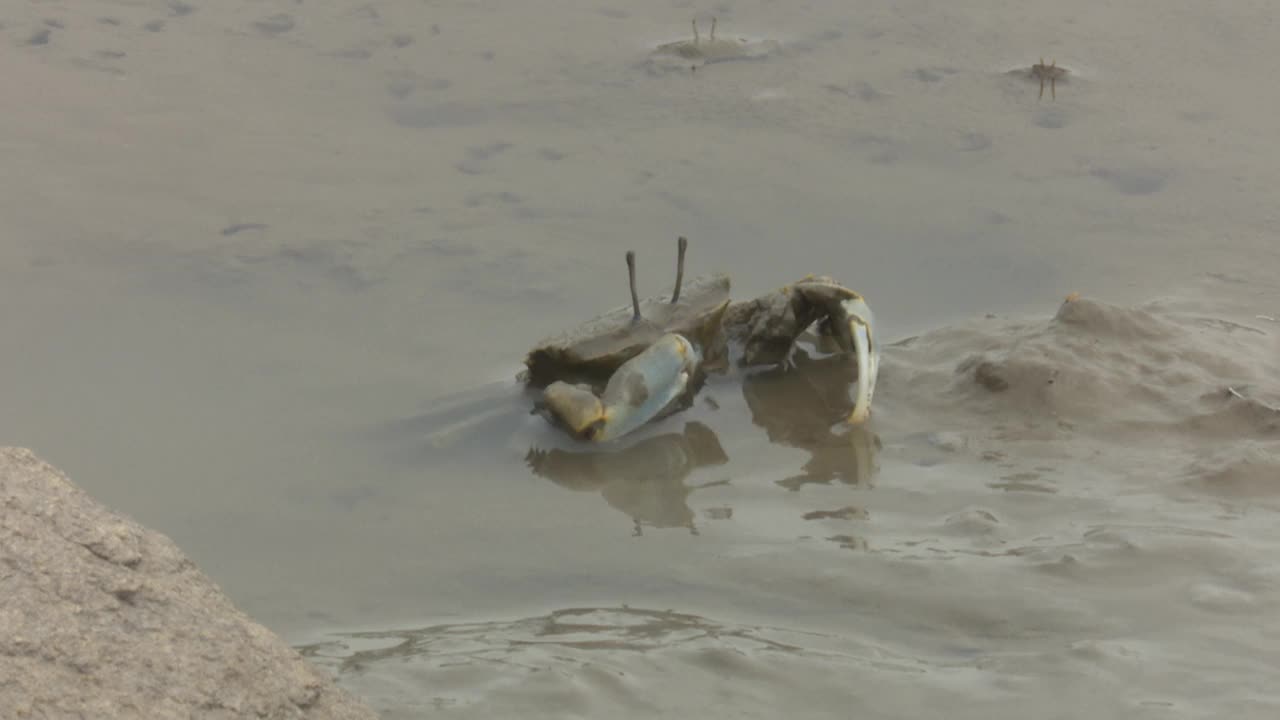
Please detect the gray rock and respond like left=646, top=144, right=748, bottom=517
left=0, top=447, right=376, bottom=720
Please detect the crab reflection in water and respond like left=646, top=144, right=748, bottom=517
left=742, top=347, right=881, bottom=492
left=526, top=348, right=879, bottom=535
left=526, top=421, right=729, bottom=536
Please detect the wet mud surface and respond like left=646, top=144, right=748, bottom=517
left=3, top=1, right=1280, bottom=717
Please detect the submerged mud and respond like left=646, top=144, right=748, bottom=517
left=326, top=294, right=1280, bottom=717
left=5, top=0, right=1280, bottom=717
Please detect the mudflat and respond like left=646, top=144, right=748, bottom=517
left=2, top=1, right=1278, bottom=717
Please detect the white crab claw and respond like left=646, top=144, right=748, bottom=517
left=842, top=296, right=878, bottom=425
left=542, top=333, right=698, bottom=443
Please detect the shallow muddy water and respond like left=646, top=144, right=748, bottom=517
left=3, top=1, right=1279, bottom=717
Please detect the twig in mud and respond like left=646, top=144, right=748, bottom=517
left=1256, top=315, right=1278, bottom=322
left=1226, top=386, right=1280, bottom=414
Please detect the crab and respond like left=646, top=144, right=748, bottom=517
left=525, top=238, right=879, bottom=443
left=1030, top=58, right=1067, bottom=100
left=648, top=18, right=779, bottom=73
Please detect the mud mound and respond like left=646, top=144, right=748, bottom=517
left=887, top=296, right=1279, bottom=441
left=1180, top=444, right=1280, bottom=501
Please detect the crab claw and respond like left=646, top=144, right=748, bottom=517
left=840, top=295, right=879, bottom=425
left=792, top=278, right=880, bottom=425
left=541, top=382, right=606, bottom=437
left=542, top=333, right=701, bottom=442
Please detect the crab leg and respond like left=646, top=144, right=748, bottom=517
left=790, top=278, right=881, bottom=424
left=841, top=296, right=879, bottom=425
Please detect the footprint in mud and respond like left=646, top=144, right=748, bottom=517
left=456, top=141, right=513, bottom=174
left=329, top=484, right=377, bottom=512
left=345, top=5, right=380, bottom=22
left=899, top=431, right=969, bottom=467
left=269, top=245, right=376, bottom=292
left=913, top=66, right=958, bottom=83
left=927, top=432, right=968, bottom=452
left=388, top=102, right=495, bottom=129
left=386, top=79, right=414, bottom=100
left=254, top=14, right=295, bottom=36
left=220, top=223, right=268, bottom=237
left=826, top=534, right=868, bottom=551
left=385, top=73, right=451, bottom=100
left=1187, top=582, right=1259, bottom=614
left=804, top=506, right=867, bottom=521
left=28, top=27, right=54, bottom=46
left=72, top=56, right=125, bottom=76
left=1033, top=107, right=1069, bottom=129
left=326, top=47, right=372, bottom=61
left=955, top=131, right=992, bottom=153
left=823, top=81, right=889, bottom=102
left=463, top=191, right=521, bottom=208
left=989, top=472, right=1057, bottom=493
left=847, top=132, right=899, bottom=166
left=73, top=45, right=127, bottom=69
left=942, top=507, right=1003, bottom=535
left=415, top=237, right=478, bottom=258
left=1090, top=166, right=1169, bottom=196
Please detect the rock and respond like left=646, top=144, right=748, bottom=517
left=0, top=447, right=376, bottom=719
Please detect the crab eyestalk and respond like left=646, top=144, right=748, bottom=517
left=626, top=250, right=641, bottom=323
left=672, top=236, right=688, bottom=304
left=841, top=295, right=879, bottom=425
